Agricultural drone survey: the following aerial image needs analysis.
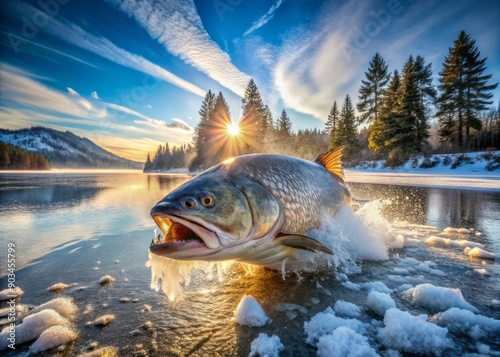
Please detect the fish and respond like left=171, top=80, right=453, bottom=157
left=149, top=146, right=351, bottom=270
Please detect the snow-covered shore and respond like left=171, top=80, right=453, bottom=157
left=346, top=151, right=500, bottom=190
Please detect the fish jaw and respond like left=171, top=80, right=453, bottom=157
left=150, top=204, right=223, bottom=259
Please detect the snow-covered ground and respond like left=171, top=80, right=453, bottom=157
left=346, top=151, right=500, bottom=190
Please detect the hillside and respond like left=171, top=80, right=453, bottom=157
left=0, top=127, right=142, bottom=169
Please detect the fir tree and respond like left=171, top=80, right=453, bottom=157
left=357, top=53, right=391, bottom=124
left=325, top=101, right=339, bottom=135
left=240, top=79, right=267, bottom=151
left=332, top=95, right=359, bottom=159
left=144, top=153, right=153, bottom=172
left=190, top=90, right=216, bottom=170
left=204, top=92, right=232, bottom=166
left=276, top=109, right=292, bottom=137
left=368, top=70, right=401, bottom=155
left=437, top=31, right=498, bottom=149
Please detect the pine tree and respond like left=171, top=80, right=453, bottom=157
left=144, top=153, right=153, bottom=172
left=240, top=79, right=267, bottom=151
left=332, top=95, right=359, bottom=159
left=276, top=109, right=292, bottom=137
left=325, top=101, right=339, bottom=135
left=204, top=92, right=232, bottom=166
left=437, top=31, right=498, bottom=149
left=357, top=53, right=391, bottom=124
left=368, top=70, right=401, bottom=155
left=413, top=55, right=436, bottom=146
left=190, top=90, right=216, bottom=170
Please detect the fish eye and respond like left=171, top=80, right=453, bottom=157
left=201, top=195, right=214, bottom=207
left=182, top=198, right=197, bottom=209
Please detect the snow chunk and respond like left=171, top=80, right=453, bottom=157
left=249, top=333, right=284, bottom=357
left=31, top=297, right=77, bottom=318
left=465, top=247, right=496, bottom=260
left=234, top=295, right=269, bottom=327
left=474, top=268, right=491, bottom=276
left=0, top=309, right=69, bottom=350
left=443, top=227, right=458, bottom=233
left=47, top=283, right=69, bottom=292
left=342, top=281, right=360, bottom=291
left=334, top=300, right=362, bottom=318
left=457, top=228, right=472, bottom=234
left=430, top=308, right=500, bottom=338
left=367, top=291, right=396, bottom=316
left=361, top=281, right=392, bottom=294
left=93, top=314, right=115, bottom=327
left=425, top=236, right=484, bottom=249
left=403, top=283, right=478, bottom=313
left=30, top=325, right=77, bottom=353
left=377, top=308, right=452, bottom=355
left=99, top=275, right=114, bottom=284
left=317, top=327, right=378, bottom=357
left=0, top=287, right=23, bottom=300
left=304, top=309, right=366, bottom=346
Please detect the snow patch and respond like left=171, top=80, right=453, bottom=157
left=366, top=291, right=396, bottom=316
left=377, top=308, right=452, bottom=355
left=30, top=325, right=77, bottom=353
left=317, top=327, right=378, bottom=357
left=465, top=247, right=496, bottom=260
left=403, top=284, right=478, bottom=313
left=430, top=308, right=500, bottom=338
left=249, top=333, right=284, bottom=357
left=47, top=283, right=69, bottom=292
left=31, top=297, right=77, bottom=318
left=0, top=287, right=23, bottom=300
left=234, top=295, right=269, bottom=327
left=333, top=300, right=362, bottom=318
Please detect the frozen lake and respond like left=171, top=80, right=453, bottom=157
left=0, top=171, right=499, bottom=356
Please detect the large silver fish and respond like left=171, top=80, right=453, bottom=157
left=149, top=147, right=351, bottom=270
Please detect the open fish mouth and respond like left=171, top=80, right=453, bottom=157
left=150, top=214, right=221, bottom=256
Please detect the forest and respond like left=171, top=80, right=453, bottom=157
left=0, top=141, right=50, bottom=170
left=144, top=31, right=499, bottom=172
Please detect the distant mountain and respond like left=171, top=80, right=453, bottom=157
left=0, top=127, right=142, bottom=169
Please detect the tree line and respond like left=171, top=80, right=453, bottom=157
left=0, top=141, right=50, bottom=170
left=144, top=30, right=498, bottom=171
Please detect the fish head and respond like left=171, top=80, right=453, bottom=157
left=150, top=170, right=276, bottom=259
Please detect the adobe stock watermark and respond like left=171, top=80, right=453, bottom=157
left=341, top=0, right=407, bottom=63
left=213, top=0, right=243, bottom=21
left=7, top=0, right=71, bottom=54
left=97, top=74, right=161, bottom=138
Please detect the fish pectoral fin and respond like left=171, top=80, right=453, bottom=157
left=274, top=233, right=334, bottom=255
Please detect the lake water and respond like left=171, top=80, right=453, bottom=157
left=0, top=171, right=499, bottom=356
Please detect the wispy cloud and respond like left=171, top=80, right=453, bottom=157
left=67, top=87, right=80, bottom=96
left=91, top=91, right=100, bottom=100
left=243, top=0, right=284, bottom=37
left=8, top=1, right=206, bottom=98
left=109, top=0, right=251, bottom=97
left=165, top=118, right=192, bottom=131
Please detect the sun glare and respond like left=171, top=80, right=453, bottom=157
left=227, top=123, right=240, bottom=136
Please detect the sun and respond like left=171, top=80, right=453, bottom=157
left=227, top=123, right=240, bottom=137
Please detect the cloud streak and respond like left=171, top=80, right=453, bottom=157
left=243, top=0, right=284, bottom=37
left=9, top=1, right=206, bottom=98
left=109, top=0, right=251, bottom=97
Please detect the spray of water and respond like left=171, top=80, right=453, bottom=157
left=146, top=200, right=398, bottom=300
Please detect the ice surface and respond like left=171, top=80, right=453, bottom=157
left=0, top=287, right=23, bottom=300
left=248, top=333, right=284, bottom=357
left=304, top=308, right=366, bottom=346
left=0, top=309, right=69, bottom=350
left=30, top=325, right=77, bottom=353
left=31, top=297, right=77, bottom=318
left=47, top=283, right=69, bottom=292
left=367, top=291, right=396, bottom=316
left=377, top=308, right=452, bottom=355
left=274, top=303, right=308, bottom=314
left=333, top=300, right=362, bottom=318
left=317, top=326, right=378, bottom=357
left=430, top=308, right=500, bottom=338
left=465, top=247, right=496, bottom=260
left=234, top=295, right=269, bottom=327
left=403, top=283, right=479, bottom=313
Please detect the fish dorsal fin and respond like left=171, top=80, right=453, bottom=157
left=315, top=146, right=345, bottom=182
left=275, top=233, right=334, bottom=255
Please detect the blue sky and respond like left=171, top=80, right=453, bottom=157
left=0, top=0, right=499, bottom=161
